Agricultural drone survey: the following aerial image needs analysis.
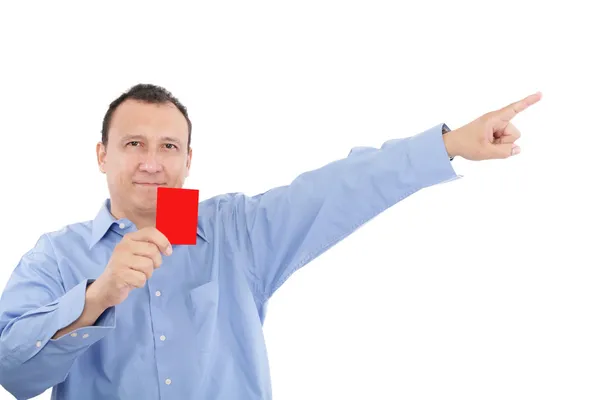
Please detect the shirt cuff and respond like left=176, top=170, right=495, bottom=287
left=46, top=279, right=116, bottom=349
left=406, top=123, right=462, bottom=187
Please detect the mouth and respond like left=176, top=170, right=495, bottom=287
left=134, top=182, right=166, bottom=187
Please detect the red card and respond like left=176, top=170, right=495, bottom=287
left=156, top=187, right=199, bottom=245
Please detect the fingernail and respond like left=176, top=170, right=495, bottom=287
left=511, top=146, right=521, bottom=156
left=166, top=245, right=173, bottom=255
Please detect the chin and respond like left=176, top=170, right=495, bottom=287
left=132, top=191, right=158, bottom=210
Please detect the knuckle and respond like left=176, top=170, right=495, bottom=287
left=136, top=274, right=146, bottom=286
left=139, top=241, right=151, bottom=254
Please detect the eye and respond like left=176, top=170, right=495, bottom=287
left=127, top=141, right=141, bottom=147
left=165, top=143, right=178, bottom=150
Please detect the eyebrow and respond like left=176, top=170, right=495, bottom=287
left=121, top=134, right=183, bottom=146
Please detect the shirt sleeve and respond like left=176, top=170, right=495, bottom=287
left=0, top=234, right=116, bottom=399
left=230, top=123, right=461, bottom=303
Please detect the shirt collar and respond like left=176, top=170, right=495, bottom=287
left=88, top=198, right=209, bottom=249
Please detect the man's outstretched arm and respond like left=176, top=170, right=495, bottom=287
left=230, top=123, right=457, bottom=302
left=228, top=92, right=541, bottom=305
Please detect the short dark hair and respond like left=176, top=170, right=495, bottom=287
left=101, top=83, right=192, bottom=149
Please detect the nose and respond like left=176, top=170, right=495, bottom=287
left=139, top=153, right=164, bottom=173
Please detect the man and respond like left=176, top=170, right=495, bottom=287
left=0, top=84, right=541, bottom=399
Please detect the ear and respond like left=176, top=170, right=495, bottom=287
left=185, top=147, right=193, bottom=177
left=96, top=142, right=107, bottom=173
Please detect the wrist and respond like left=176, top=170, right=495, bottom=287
left=84, top=282, right=110, bottom=320
left=442, top=129, right=460, bottom=159
left=51, top=282, right=108, bottom=339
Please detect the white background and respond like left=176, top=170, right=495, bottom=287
left=0, top=1, right=598, bottom=399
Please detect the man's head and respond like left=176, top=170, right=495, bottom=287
left=96, top=84, right=193, bottom=218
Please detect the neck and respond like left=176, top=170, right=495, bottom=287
left=109, top=200, right=156, bottom=229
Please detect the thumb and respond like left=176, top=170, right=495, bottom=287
left=490, top=143, right=520, bottom=159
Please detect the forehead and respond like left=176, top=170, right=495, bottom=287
left=108, top=99, right=189, bottom=143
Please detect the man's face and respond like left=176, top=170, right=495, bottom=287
left=96, top=99, right=192, bottom=214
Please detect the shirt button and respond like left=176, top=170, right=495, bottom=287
left=160, top=335, right=166, bottom=341
left=35, top=341, right=42, bottom=348
left=155, top=290, right=161, bottom=297
left=165, top=378, right=172, bottom=385
left=82, top=333, right=89, bottom=339
left=119, top=223, right=125, bottom=229
left=70, top=332, right=78, bottom=337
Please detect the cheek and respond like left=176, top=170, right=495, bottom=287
left=170, top=156, right=188, bottom=171
left=166, top=160, right=188, bottom=181
left=106, top=159, right=137, bottom=182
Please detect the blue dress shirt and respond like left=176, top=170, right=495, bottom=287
left=0, top=123, right=459, bottom=399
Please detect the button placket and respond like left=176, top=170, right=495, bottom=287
left=149, top=283, right=167, bottom=346
left=148, top=261, right=174, bottom=390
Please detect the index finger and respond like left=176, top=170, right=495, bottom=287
left=129, top=227, right=172, bottom=256
left=497, top=91, right=542, bottom=121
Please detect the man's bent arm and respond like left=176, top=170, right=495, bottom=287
left=227, top=123, right=461, bottom=304
left=0, top=235, right=115, bottom=399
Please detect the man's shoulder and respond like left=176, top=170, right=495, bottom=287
left=31, top=219, right=94, bottom=255
left=46, top=218, right=93, bottom=240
